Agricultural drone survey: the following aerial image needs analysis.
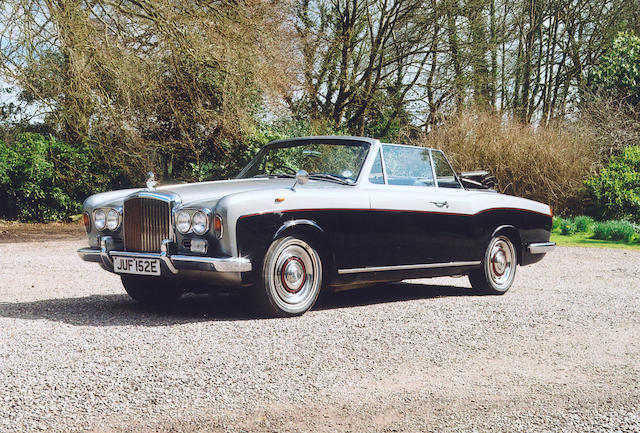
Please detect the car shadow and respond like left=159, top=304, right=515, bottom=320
left=0, top=281, right=476, bottom=327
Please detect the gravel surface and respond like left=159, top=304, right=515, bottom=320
left=1, top=239, right=639, bottom=432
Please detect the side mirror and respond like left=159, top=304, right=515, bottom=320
left=292, top=170, right=309, bottom=190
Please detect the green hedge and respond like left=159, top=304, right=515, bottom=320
left=0, top=133, right=112, bottom=222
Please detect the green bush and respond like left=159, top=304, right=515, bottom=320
left=574, top=215, right=595, bottom=233
left=591, top=220, right=638, bottom=243
left=555, top=217, right=577, bottom=235
left=0, top=133, right=111, bottom=222
left=585, top=146, right=640, bottom=223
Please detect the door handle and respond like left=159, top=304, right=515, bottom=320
left=430, top=201, right=449, bottom=209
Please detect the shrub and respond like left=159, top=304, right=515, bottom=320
left=559, top=219, right=577, bottom=236
left=574, top=216, right=595, bottom=233
left=591, top=220, right=637, bottom=243
left=0, top=133, right=111, bottom=222
left=417, top=109, right=596, bottom=214
left=585, top=146, right=640, bottom=223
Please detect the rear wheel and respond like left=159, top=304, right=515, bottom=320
left=469, top=234, right=517, bottom=295
left=121, top=275, right=183, bottom=305
left=254, top=236, right=323, bottom=317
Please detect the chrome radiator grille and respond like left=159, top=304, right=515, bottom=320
left=123, top=197, right=171, bottom=252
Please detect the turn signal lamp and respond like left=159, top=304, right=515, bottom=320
left=214, top=214, right=223, bottom=239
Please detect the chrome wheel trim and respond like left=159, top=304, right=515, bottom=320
left=268, top=238, right=321, bottom=313
left=486, top=236, right=516, bottom=290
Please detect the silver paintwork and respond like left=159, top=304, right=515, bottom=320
left=338, top=261, right=482, bottom=275
left=528, top=242, right=556, bottom=254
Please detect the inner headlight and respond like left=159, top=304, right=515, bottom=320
left=192, top=211, right=209, bottom=235
left=94, top=209, right=106, bottom=231
left=106, top=209, right=120, bottom=231
left=176, top=210, right=192, bottom=234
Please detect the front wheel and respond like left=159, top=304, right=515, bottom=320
left=121, top=275, right=183, bottom=305
left=254, top=236, right=323, bottom=317
left=469, top=234, right=517, bottom=295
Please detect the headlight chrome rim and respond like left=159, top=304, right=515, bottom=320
left=192, top=211, right=209, bottom=235
left=106, top=209, right=121, bottom=231
left=176, top=210, right=192, bottom=234
left=94, top=209, right=107, bottom=231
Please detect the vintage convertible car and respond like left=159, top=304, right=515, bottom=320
left=78, top=136, right=555, bottom=316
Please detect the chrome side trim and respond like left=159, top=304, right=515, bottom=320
left=337, top=261, right=481, bottom=275
left=528, top=242, right=555, bottom=254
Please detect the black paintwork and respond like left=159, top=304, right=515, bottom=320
left=235, top=208, right=552, bottom=286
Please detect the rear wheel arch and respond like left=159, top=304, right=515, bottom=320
left=491, top=225, right=522, bottom=265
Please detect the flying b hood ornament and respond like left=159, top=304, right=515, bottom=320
left=146, top=172, right=157, bottom=191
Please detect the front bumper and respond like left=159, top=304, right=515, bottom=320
left=77, top=236, right=252, bottom=274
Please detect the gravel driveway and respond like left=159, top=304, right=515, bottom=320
left=1, top=239, right=639, bottom=432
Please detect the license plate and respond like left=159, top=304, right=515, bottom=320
left=113, top=256, right=161, bottom=276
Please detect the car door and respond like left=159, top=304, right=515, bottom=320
left=367, top=145, right=469, bottom=267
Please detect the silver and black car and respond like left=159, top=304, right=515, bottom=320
left=78, top=136, right=555, bottom=316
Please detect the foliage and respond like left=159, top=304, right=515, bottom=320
left=591, top=220, right=638, bottom=243
left=0, top=133, right=113, bottom=222
left=0, top=0, right=293, bottom=184
left=590, top=32, right=640, bottom=107
left=418, top=109, right=596, bottom=214
left=574, top=215, right=595, bottom=233
left=585, top=146, right=640, bottom=222
left=559, top=219, right=577, bottom=236
left=553, top=216, right=594, bottom=235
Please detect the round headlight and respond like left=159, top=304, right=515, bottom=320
left=176, top=210, right=192, bottom=234
left=106, top=209, right=120, bottom=231
left=94, top=209, right=106, bottom=231
left=192, top=211, right=208, bottom=235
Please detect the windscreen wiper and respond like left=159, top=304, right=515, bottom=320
left=309, top=173, right=354, bottom=185
left=252, top=173, right=296, bottom=179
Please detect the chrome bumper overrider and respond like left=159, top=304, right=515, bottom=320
left=528, top=242, right=556, bottom=254
left=77, top=236, right=252, bottom=274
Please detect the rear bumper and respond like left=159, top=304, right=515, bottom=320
left=77, top=236, right=252, bottom=274
left=528, top=242, right=556, bottom=254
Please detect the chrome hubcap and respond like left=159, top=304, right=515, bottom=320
left=492, top=249, right=507, bottom=275
left=281, top=257, right=306, bottom=293
left=487, top=236, right=515, bottom=290
left=270, top=238, right=321, bottom=312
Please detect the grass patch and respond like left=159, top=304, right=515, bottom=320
left=551, top=216, right=640, bottom=249
left=550, top=232, right=640, bottom=250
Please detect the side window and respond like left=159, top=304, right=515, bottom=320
left=432, top=151, right=461, bottom=188
left=368, top=150, right=385, bottom=184
left=382, top=145, right=435, bottom=187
